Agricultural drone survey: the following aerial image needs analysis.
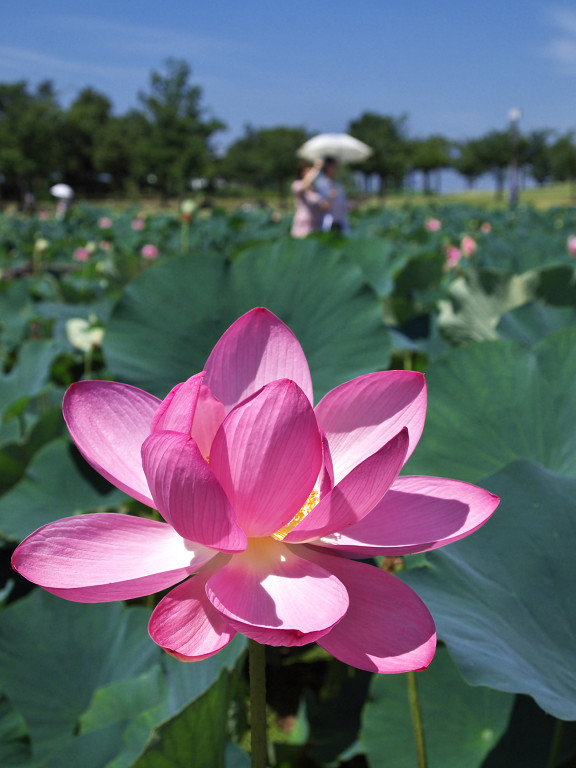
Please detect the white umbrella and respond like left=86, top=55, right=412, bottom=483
left=297, top=133, right=373, bottom=164
left=50, top=183, right=74, bottom=199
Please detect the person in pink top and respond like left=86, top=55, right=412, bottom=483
left=290, top=159, right=326, bottom=238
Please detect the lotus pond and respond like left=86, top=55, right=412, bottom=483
left=1, top=201, right=576, bottom=767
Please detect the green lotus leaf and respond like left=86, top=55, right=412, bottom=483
left=402, top=461, right=576, bottom=720
left=361, top=645, right=513, bottom=768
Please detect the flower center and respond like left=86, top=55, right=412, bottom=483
left=272, top=488, right=319, bottom=541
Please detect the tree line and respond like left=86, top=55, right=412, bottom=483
left=1, top=57, right=576, bottom=203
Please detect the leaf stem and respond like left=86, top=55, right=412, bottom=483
left=407, top=670, right=427, bottom=768
left=545, top=718, right=565, bottom=768
left=249, top=639, right=268, bottom=768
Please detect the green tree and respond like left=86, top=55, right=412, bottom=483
left=452, top=139, right=486, bottom=189
left=524, top=130, right=553, bottom=186
left=136, top=58, right=225, bottom=197
left=550, top=132, right=576, bottom=200
left=94, top=110, right=152, bottom=195
left=410, top=134, right=451, bottom=194
left=221, top=125, right=309, bottom=196
left=348, top=112, right=410, bottom=198
left=61, top=88, right=113, bottom=194
left=474, top=129, right=526, bottom=199
left=0, top=80, right=62, bottom=200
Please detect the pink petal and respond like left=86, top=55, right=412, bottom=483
left=316, top=475, right=499, bottom=556
left=11, top=513, right=214, bottom=602
left=309, top=550, right=437, bottom=673
left=151, top=373, right=204, bottom=435
left=142, top=431, right=247, bottom=553
left=315, top=371, right=427, bottom=483
left=318, top=432, right=335, bottom=498
left=210, top=379, right=322, bottom=537
left=63, top=380, right=159, bottom=507
left=284, top=428, right=409, bottom=543
left=204, top=308, right=314, bottom=410
left=191, top=385, right=227, bottom=460
left=205, top=539, right=349, bottom=646
left=149, top=564, right=236, bottom=661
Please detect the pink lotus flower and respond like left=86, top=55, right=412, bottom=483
left=141, top=244, right=159, bottom=259
left=480, top=222, right=492, bottom=234
left=567, top=235, right=576, bottom=256
left=445, top=245, right=462, bottom=269
left=460, top=235, right=477, bottom=257
left=12, top=309, right=498, bottom=673
left=425, top=218, right=442, bottom=232
left=98, top=217, right=112, bottom=229
left=73, top=247, right=90, bottom=262
left=132, top=219, right=145, bottom=231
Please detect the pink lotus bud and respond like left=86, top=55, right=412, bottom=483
left=73, top=248, right=90, bottom=262
left=98, top=217, right=112, bottom=229
left=480, top=222, right=492, bottom=234
left=461, top=235, right=477, bottom=256
left=425, top=218, right=441, bottom=232
left=131, top=219, right=145, bottom=231
left=567, top=236, right=576, bottom=256
left=141, top=244, right=159, bottom=260
left=445, top=246, right=462, bottom=268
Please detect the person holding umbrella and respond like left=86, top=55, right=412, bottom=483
left=290, top=158, right=326, bottom=238
left=296, top=133, right=373, bottom=235
left=314, top=157, right=348, bottom=234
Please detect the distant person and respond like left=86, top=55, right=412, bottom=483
left=290, top=158, right=325, bottom=238
left=314, top=157, right=349, bottom=233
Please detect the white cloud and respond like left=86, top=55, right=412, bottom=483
left=543, top=6, right=576, bottom=74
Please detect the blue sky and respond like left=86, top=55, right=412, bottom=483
left=1, top=1, right=575, bottom=152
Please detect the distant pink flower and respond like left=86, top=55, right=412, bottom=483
left=425, top=218, right=442, bottom=232
left=445, top=246, right=462, bottom=269
left=38, top=210, right=50, bottom=221
left=99, top=240, right=111, bottom=252
left=98, top=217, right=112, bottom=229
left=141, top=244, right=159, bottom=259
left=73, top=247, right=90, bottom=262
left=460, top=235, right=477, bottom=257
left=567, top=235, right=576, bottom=256
left=132, top=219, right=145, bottom=231
left=12, top=309, right=498, bottom=673
left=480, top=222, right=492, bottom=234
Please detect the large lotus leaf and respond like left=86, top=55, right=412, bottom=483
left=405, top=327, right=576, bottom=483
left=482, top=695, right=576, bottom=767
left=0, top=693, right=31, bottom=768
left=0, top=339, right=60, bottom=419
left=497, top=301, right=576, bottom=345
left=535, top=265, right=576, bottom=306
left=0, top=438, right=127, bottom=542
left=0, top=591, right=158, bottom=761
left=103, top=240, right=390, bottom=401
left=226, top=239, right=390, bottom=400
left=102, top=249, right=229, bottom=396
left=476, top=231, right=571, bottom=273
left=133, top=671, right=230, bottom=768
left=361, top=646, right=513, bottom=768
left=402, top=460, right=576, bottom=720
left=338, top=237, right=410, bottom=297
left=0, top=407, right=65, bottom=496
left=437, top=269, right=538, bottom=345
left=0, top=279, right=37, bottom=351
left=0, top=590, right=246, bottom=767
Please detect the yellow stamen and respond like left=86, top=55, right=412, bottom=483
left=272, top=489, right=319, bottom=541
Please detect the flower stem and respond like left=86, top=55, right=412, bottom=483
left=545, top=718, right=565, bottom=768
left=407, top=670, right=427, bottom=768
left=248, top=639, right=268, bottom=768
